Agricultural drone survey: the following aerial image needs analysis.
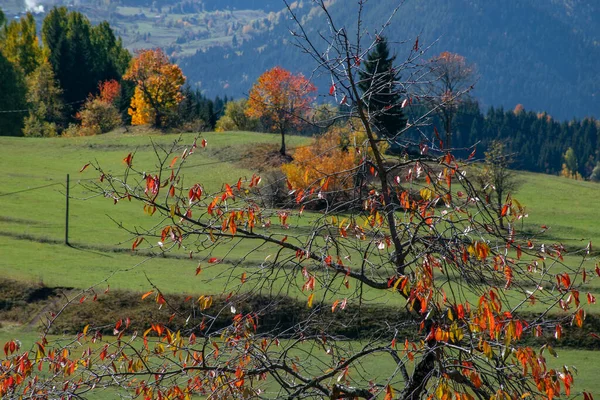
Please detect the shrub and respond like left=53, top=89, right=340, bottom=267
left=77, top=98, right=122, bottom=134
left=215, top=99, right=259, bottom=132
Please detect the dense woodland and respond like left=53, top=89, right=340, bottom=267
left=410, top=101, right=600, bottom=178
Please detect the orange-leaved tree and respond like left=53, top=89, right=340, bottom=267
left=246, top=66, right=316, bottom=156
left=124, top=48, right=185, bottom=128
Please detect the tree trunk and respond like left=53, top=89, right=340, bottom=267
left=400, top=350, right=435, bottom=400
left=280, top=128, right=286, bottom=156
left=154, top=109, right=162, bottom=129
left=445, top=117, right=452, bottom=150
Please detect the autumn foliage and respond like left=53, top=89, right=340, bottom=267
left=283, top=126, right=359, bottom=195
left=75, top=80, right=122, bottom=135
left=282, top=122, right=387, bottom=200
left=124, top=49, right=185, bottom=128
left=246, top=66, right=315, bottom=155
left=0, top=3, right=598, bottom=400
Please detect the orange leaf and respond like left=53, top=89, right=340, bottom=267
left=141, top=290, right=154, bottom=300
left=331, top=300, right=339, bottom=313
left=225, top=183, right=234, bottom=198
left=384, top=385, right=394, bottom=400
left=169, top=156, right=179, bottom=168
left=79, top=163, right=91, bottom=173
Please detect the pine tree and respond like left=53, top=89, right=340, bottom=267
left=0, top=52, right=27, bottom=136
left=358, top=37, right=407, bottom=138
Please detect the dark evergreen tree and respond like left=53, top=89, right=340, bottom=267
left=42, top=7, right=130, bottom=118
left=0, top=52, right=27, bottom=136
left=358, top=37, right=407, bottom=138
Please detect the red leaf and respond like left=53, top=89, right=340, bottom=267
left=468, top=147, right=476, bottom=160
left=413, top=36, right=419, bottom=51
left=123, top=153, right=133, bottom=167
left=201, top=139, right=207, bottom=148
left=329, top=83, right=336, bottom=96
left=434, top=127, right=443, bottom=149
left=79, top=163, right=91, bottom=173
left=208, top=257, right=220, bottom=264
left=132, top=237, right=144, bottom=251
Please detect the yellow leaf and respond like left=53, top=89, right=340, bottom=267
left=420, top=187, right=434, bottom=201
left=307, top=293, right=314, bottom=308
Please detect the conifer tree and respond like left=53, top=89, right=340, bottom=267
left=358, top=37, right=407, bottom=138
left=0, top=52, right=27, bottom=136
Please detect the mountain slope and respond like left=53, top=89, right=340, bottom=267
left=179, top=0, right=600, bottom=120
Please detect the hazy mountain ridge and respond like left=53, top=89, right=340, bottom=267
left=179, top=0, right=600, bottom=120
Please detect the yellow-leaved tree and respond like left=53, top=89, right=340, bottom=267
left=124, top=49, right=185, bottom=128
left=282, top=122, right=387, bottom=203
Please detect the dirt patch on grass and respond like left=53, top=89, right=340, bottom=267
left=234, top=143, right=293, bottom=172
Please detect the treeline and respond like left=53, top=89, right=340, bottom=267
left=413, top=101, right=600, bottom=179
left=0, top=8, right=227, bottom=136
left=0, top=7, right=129, bottom=136
left=118, top=0, right=281, bottom=11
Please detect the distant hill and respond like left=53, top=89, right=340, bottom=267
left=179, top=0, right=600, bottom=120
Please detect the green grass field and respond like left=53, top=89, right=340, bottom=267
left=1, top=131, right=600, bottom=398
left=1, top=131, right=599, bottom=301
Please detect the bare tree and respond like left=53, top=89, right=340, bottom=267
left=423, top=51, right=476, bottom=149
left=1, top=2, right=593, bottom=400
left=476, top=140, right=521, bottom=230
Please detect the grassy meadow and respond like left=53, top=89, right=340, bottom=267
left=1, top=130, right=600, bottom=396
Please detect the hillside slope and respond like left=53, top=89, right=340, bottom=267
left=180, top=0, right=600, bottom=120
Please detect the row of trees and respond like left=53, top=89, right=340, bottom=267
left=411, top=101, right=600, bottom=180
left=218, top=39, right=599, bottom=183
left=0, top=7, right=129, bottom=136
left=0, top=8, right=231, bottom=137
